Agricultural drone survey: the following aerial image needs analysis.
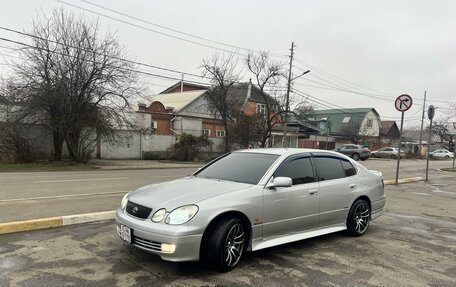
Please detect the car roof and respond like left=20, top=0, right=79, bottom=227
left=234, top=148, right=342, bottom=157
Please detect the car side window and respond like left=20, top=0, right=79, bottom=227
left=340, top=159, right=356, bottom=177
left=275, top=157, right=315, bottom=185
left=313, top=156, right=346, bottom=181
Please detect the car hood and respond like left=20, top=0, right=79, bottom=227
left=128, top=176, right=252, bottom=210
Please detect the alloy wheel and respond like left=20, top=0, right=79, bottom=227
left=353, top=202, right=370, bottom=233
left=224, top=223, right=245, bottom=267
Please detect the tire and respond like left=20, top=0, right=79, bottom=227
left=352, top=153, right=360, bottom=161
left=347, top=199, right=370, bottom=237
left=390, top=154, right=397, bottom=159
left=205, top=218, right=246, bottom=272
left=445, top=155, right=449, bottom=158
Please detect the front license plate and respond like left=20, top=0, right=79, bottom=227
left=120, top=225, right=131, bottom=244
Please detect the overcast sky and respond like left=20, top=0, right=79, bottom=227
left=1, top=0, right=455, bottom=127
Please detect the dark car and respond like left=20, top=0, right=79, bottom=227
left=336, top=144, right=371, bottom=161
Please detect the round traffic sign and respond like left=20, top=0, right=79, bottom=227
left=395, top=94, right=413, bottom=112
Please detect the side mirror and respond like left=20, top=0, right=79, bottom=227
left=267, top=177, right=293, bottom=189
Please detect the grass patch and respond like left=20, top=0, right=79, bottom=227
left=0, top=161, right=98, bottom=172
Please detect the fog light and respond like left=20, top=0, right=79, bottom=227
left=161, top=243, right=176, bottom=253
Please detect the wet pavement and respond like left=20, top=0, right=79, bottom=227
left=1, top=174, right=455, bottom=286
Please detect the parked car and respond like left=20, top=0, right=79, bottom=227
left=429, top=149, right=455, bottom=158
left=116, top=148, right=385, bottom=271
left=336, top=144, right=371, bottom=161
left=371, top=147, right=405, bottom=159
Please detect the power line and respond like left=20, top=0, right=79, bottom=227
left=76, top=0, right=288, bottom=59
left=56, top=0, right=253, bottom=57
left=301, top=68, right=395, bottom=100
left=0, top=26, right=207, bottom=79
left=294, top=77, right=418, bottom=104
left=294, top=57, right=398, bottom=97
left=0, top=36, right=213, bottom=86
left=295, top=59, right=456, bottom=106
left=293, top=88, right=423, bottom=122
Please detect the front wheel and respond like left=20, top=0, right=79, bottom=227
left=347, top=199, right=370, bottom=236
left=205, top=218, right=246, bottom=272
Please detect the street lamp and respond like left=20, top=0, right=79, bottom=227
left=283, top=70, right=311, bottom=148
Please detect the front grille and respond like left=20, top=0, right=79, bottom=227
left=126, top=201, right=152, bottom=219
left=132, top=235, right=161, bottom=252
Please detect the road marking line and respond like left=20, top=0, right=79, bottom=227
left=0, top=191, right=129, bottom=203
left=34, top=177, right=129, bottom=183
left=32, top=175, right=177, bottom=183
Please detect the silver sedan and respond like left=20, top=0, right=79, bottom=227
left=371, top=147, right=405, bottom=159
left=115, top=148, right=385, bottom=271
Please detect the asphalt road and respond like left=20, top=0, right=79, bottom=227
left=1, top=176, right=455, bottom=287
left=0, top=159, right=454, bottom=223
left=0, top=168, right=196, bottom=223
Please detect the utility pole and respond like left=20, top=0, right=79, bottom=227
left=285, top=42, right=295, bottom=114
left=283, top=42, right=295, bottom=147
left=418, top=91, right=427, bottom=155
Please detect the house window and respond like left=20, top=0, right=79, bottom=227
left=151, top=121, right=158, bottom=131
left=367, top=119, right=373, bottom=128
left=202, top=129, right=211, bottom=137
left=216, top=130, right=226, bottom=137
left=256, top=103, right=266, bottom=115
left=124, top=136, right=131, bottom=148
left=342, top=116, right=351, bottom=123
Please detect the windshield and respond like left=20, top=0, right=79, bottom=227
left=195, top=152, right=280, bottom=185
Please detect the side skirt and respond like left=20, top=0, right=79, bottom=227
left=251, top=224, right=347, bottom=251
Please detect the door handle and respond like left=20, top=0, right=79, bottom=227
left=309, top=189, right=318, bottom=195
left=350, top=184, right=357, bottom=189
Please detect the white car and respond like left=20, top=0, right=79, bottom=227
left=116, top=148, right=385, bottom=271
left=429, top=149, right=454, bottom=158
left=371, top=147, right=405, bottom=159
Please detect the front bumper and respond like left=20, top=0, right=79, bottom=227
left=115, top=208, right=203, bottom=262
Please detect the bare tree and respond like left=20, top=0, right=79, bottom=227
left=3, top=9, right=140, bottom=162
left=201, top=53, right=242, bottom=152
left=339, top=121, right=369, bottom=144
left=293, top=103, right=315, bottom=123
left=245, top=51, right=286, bottom=147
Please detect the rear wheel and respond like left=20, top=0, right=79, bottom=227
left=347, top=199, right=370, bottom=236
left=205, top=218, right=245, bottom=272
left=352, top=153, right=360, bottom=161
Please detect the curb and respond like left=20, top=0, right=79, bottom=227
left=384, top=176, right=425, bottom=185
left=0, top=176, right=429, bottom=235
left=0, top=210, right=115, bottom=235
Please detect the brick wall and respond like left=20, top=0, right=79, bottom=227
left=202, top=120, right=225, bottom=137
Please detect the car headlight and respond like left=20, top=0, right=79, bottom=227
left=121, top=192, right=130, bottom=210
left=151, top=208, right=166, bottom=223
left=165, top=205, right=199, bottom=225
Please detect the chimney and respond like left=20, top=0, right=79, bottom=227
left=138, top=103, right=147, bottom=111
left=247, top=78, right=252, bottom=99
